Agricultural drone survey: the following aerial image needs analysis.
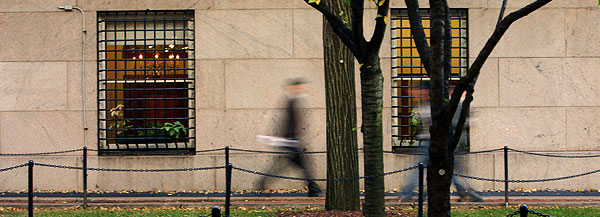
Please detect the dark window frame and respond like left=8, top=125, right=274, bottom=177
left=390, top=8, right=470, bottom=149
left=97, top=10, right=196, bottom=154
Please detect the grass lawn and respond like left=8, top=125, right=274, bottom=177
left=0, top=206, right=599, bottom=216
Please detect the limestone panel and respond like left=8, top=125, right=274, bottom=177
left=0, top=62, right=68, bottom=111
left=389, top=0, right=487, bottom=8
left=455, top=153, right=496, bottom=191
left=212, top=0, right=295, bottom=9
left=293, top=9, right=323, bottom=59
left=95, top=155, right=216, bottom=191
left=77, top=0, right=213, bottom=11
left=0, top=156, right=81, bottom=191
left=500, top=58, right=600, bottom=107
left=489, top=0, right=600, bottom=9
left=566, top=107, right=600, bottom=151
left=0, top=0, right=76, bottom=12
left=195, top=108, right=326, bottom=152
left=566, top=8, right=600, bottom=57
left=0, top=111, right=93, bottom=154
left=67, top=61, right=97, bottom=111
left=224, top=59, right=325, bottom=109
left=470, top=107, right=566, bottom=152
left=0, top=12, right=80, bottom=61
left=196, top=60, right=226, bottom=109
left=469, top=9, right=565, bottom=58
left=195, top=109, right=228, bottom=149
left=195, top=10, right=293, bottom=59
left=471, top=58, right=499, bottom=108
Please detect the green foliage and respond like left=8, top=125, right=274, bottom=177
left=136, top=121, right=164, bottom=136
left=161, top=121, right=188, bottom=139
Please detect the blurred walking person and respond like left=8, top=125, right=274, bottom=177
left=256, top=78, right=324, bottom=197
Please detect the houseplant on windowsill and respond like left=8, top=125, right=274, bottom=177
left=392, top=109, right=427, bottom=154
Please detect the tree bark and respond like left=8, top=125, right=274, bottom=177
left=360, top=61, right=384, bottom=217
left=323, top=0, right=360, bottom=211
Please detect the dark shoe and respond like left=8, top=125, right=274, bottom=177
left=308, top=191, right=325, bottom=197
left=459, top=194, right=483, bottom=202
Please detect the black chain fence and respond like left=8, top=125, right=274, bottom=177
left=0, top=163, right=29, bottom=172
left=0, top=148, right=83, bottom=156
left=233, top=165, right=418, bottom=182
left=508, top=148, right=600, bottom=158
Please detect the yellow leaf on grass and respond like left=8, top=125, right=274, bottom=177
left=308, top=0, right=321, bottom=4
left=378, top=0, right=386, bottom=6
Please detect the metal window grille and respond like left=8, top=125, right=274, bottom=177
left=390, top=9, right=468, bottom=147
left=97, top=10, right=195, bottom=153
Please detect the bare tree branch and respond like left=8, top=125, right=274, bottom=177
left=445, top=0, right=552, bottom=122
left=367, top=0, right=390, bottom=55
left=497, top=0, right=509, bottom=28
left=442, top=1, right=451, bottom=102
left=351, top=0, right=368, bottom=56
left=404, top=0, right=432, bottom=74
left=305, top=0, right=361, bottom=59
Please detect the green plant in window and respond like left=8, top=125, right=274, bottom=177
left=161, top=121, right=188, bottom=139
left=407, top=109, right=422, bottom=146
left=108, top=104, right=131, bottom=135
left=137, top=121, right=165, bottom=136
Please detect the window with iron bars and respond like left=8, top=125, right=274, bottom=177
left=391, top=9, right=469, bottom=148
left=97, top=10, right=195, bottom=153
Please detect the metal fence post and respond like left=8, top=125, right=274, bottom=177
left=504, top=146, right=509, bottom=208
left=28, top=160, right=34, bottom=217
left=519, top=204, right=528, bottom=217
left=82, top=146, right=88, bottom=209
left=211, top=206, right=221, bottom=217
left=418, top=162, right=424, bottom=217
left=225, top=146, right=230, bottom=167
left=225, top=163, right=232, bottom=217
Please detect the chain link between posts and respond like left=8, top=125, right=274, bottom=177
left=33, top=162, right=225, bottom=172
left=0, top=148, right=83, bottom=156
left=232, top=165, right=418, bottom=182
left=456, top=167, right=600, bottom=183
left=0, top=163, right=29, bottom=172
left=508, top=148, right=600, bottom=158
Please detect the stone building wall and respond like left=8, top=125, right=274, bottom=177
left=0, top=0, right=598, bottom=191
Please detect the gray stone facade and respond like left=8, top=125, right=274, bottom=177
left=0, top=0, right=599, bottom=191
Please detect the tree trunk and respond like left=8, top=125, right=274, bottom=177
left=323, top=0, right=360, bottom=211
left=360, top=61, right=385, bottom=217
left=427, top=1, right=453, bottom=216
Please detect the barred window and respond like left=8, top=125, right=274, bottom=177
left=390, top=9, right=468, bottom=147
left=97, top=10, right=195, bottom=153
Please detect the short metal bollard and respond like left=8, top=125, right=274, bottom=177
left=506, top=204, right=552, bottom=217
left=211, top=206, right=221, bottom=217
left=519, top=204, right=529, bottom=217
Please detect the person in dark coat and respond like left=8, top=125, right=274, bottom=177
left=257, top=78, right=323, bottom=197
